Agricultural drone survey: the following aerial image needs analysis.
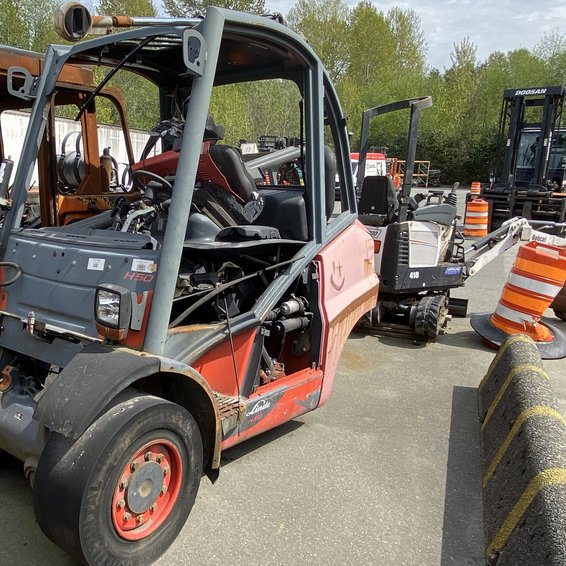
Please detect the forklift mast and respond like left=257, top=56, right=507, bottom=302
left=494, top=86, right=566, bottom=189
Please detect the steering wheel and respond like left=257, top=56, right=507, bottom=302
left=130, top=169, right=173, bottom=201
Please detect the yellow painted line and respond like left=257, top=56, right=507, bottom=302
left=480, top=364, right=548, bottom=431
left=486, top=467, right=566, bottom=558
left=479, top=334, right=533, bottom=392
left=483, top=406, right=566, bottom=488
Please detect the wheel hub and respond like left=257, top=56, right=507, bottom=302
left=126, top=461, right=165, bottom=514
left=111, top=440, right=183, bottom=541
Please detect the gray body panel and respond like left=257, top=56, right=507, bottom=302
left=1, top=229, right=157, bottom=343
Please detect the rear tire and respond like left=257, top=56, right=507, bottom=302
left=33, top=395, right=203, bottom=566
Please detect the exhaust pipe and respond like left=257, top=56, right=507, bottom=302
left=54, top=1, right=201, bottom=42
left=54, top=2, right=93, bottom=41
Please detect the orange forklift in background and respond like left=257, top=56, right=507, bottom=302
left=0, top=46, right=136, bottom=226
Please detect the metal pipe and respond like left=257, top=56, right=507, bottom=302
left=92, top=15, right=202, bottom=29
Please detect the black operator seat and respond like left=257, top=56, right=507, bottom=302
left=191, top=143, right=264, bottom=229
left=209, top=144, right=257, bottom=202
left=357, top=175, right=399, bottom=226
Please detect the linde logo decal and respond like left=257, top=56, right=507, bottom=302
left=246, top=399, right=271, bottom=417
left=514, top=88, right=547, bottom=96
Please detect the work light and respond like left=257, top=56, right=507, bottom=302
left=95, top=284, right=132, bottom=340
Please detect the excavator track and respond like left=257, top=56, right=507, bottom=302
left=414, top=294, right=448, bottom=339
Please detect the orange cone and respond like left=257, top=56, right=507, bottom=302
left=464, top=198, right=489, bottom=237
left=471, top=241, right=566, bottom=359
left=470, top=181, right=481, bottom=197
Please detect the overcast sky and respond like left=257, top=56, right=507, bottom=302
left=263, top=0, right=566, bottom=70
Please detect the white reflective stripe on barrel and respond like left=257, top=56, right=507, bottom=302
left=507, top=272, right=563, bottom=298
left=494, top=302, right=536, bottom=325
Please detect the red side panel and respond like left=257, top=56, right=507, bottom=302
left=221, top=368, right=323, bottom=450
left=132, top=145, right=243, bottom=202
left=132, top=150, right=180, bottom=177
left=316, top=220, right=378, bottom=406
left=192, top=328, right=257, bottom=396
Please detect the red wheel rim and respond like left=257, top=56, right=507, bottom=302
left=111, top=439, right=183, bottom=541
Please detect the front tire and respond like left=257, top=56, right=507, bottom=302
left=33, top=395, right=203, bottom=566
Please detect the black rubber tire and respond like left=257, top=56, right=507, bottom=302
left=33, top=395, right=203, bottom=566
left=414, top=294, right=448, bottom=339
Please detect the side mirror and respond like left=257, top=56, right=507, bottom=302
left=54, top=1, right=92, bottom=42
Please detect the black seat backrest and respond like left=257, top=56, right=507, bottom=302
left=358, top=175, right=398, bottom=221
left=209, top=144, right=256, bottom=202
left=324, top=145, right=336, bottom=219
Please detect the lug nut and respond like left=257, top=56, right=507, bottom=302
left=156, top=453, right=164, bottom=463
left=119, top=479, right=128, bottom=490
left=136, top=514, right=144, bottom=523
left=130, top=461, right=139, bottom=472
left=116, top=499, right=125, bottom=509
left=160, top=486, right=167, bottom=495
left=124, top=512, right=131, bottom=521
left=163, top=466, right=170, bottom=476
left=144, top=451, right=153, bottom=461
left=150, top=504, right=158, bottom=513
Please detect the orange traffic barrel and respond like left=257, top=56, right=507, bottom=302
left=471, top=240, right=566, bottom=359
left=470, top=181, right=481, bottom=197
left=464, top=198, right=489, bottom=237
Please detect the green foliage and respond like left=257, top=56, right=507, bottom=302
left=163, top=0, right=265, bottom=18
left=287, top=0, right=350, bottom=83
left=337, top=8, right=566, bottom=185
left=2, top=0, right=566, bottom=185
left=387, top=7, right=426, bottom=74
left=99, top=0, right=157, bottom=16
left=210, top=80, right=301, bottom=145
left=94, top=0, right=160, bottom=129
left=0, top=0, right=60, bottom=51
left=210, top=84, right=252, bottom=145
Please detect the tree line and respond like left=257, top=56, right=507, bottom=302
left=2, top=0, right=566, bottom=184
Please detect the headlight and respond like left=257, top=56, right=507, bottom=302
left=95, top=284, right=132, bottom=340
left=97, top=289, right=121, bottom=327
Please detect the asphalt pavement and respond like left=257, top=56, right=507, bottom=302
left=0, top=186, right=564, bottom=566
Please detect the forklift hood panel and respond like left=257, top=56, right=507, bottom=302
left=0, top=229, right=158, bottom=339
